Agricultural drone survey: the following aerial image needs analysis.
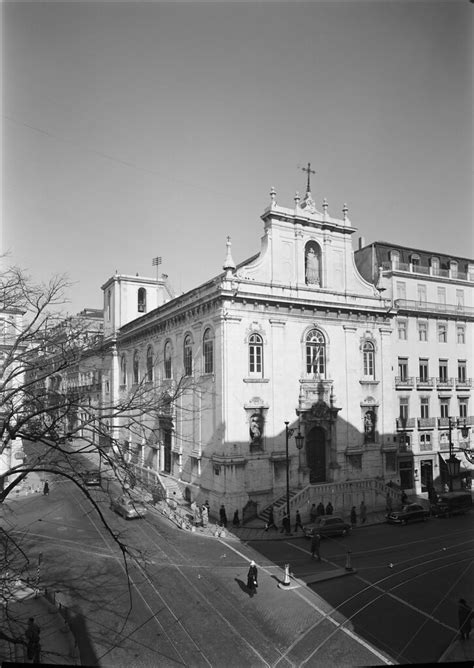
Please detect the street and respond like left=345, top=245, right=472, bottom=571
left=250, top=514, right=474, bottom=665
left=3, top=476, right=396, bottom=668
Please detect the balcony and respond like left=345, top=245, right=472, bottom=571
left=395, top=376, right=414, bottom=389
left=456, top=378, right=472, bottom=390
left=418, top=417, right=436, bottom=429
left=382, top=262, right=473, bottom=282
left=436, top=377, right=453, bottom=390
left=396, top=418, right=416, bottom=430
left=394, top=299, right=474, bottom=317
left=416, top=377, right=434, bottom=389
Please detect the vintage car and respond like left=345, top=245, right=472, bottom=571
left=110, top=495, right=147, bottom=520
left=386, top=503, right=429, bottom=525
left=83, top=470, right=101, bottom=487
left=303, top=515, right=352, bottom=538
left=430, top=491, right=472, bottom=518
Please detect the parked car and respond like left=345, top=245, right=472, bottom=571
left=304, top=515, right=352, bottom=538
left=386, top=503, right=429, bottom=525
left=110, top=496, right=147, bottom=520
left=430, top=491, right=472, bottom=518
left=83, top=470, right=101, bottom=487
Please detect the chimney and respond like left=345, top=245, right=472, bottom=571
left=358, top=236, right=365, bottom=250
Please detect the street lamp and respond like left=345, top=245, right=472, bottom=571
left=447, top=417, right=470, bottom=492
left=284, top=421, right=304, bottom=533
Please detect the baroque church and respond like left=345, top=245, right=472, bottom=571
left=100, top=173, right=411, bottom=519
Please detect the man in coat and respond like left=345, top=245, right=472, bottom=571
left=247, top=561, right=258, bottom=596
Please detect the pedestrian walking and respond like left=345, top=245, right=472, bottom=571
left=25, top=617, right=41, bottom=662
left=247, top=561, right=258, bottom=596
left=310, top=503, right=317, bottom=522
left=325, top=501, right=333, bottom=515
left=265, top=506, right=278, bottom=531
left=280, top=515, right=291, bottom=534
left=360, top=500, right=367, bottom=524
left=201, top=504, right=209, bottom=528
left=232, top=510, right=240, bottom=527
left=294, top=510, right=304, bottom=533
left=310, top=533, right=321, bottom=561
left=458, top=599, right=473, bottom=640
left=317, top=501, right=325, bottom=516
left=350, top=506, right=357, bottom=525
left=43, top=481, right=49, bottom=496
left=386, top=493, right=392, bottom=513
left=219, top=504, right=227, bottom=527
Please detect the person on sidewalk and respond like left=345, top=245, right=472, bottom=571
left=219, top=504, right=227, bottom=528
left=294, top=510, right=304, bottom=533
left=247, top=561, right=258, bottom=597
left=280, top=515, right=291, bottom=534
left=232, top=510, right=240, bottom=527
left=401, top=489, right=408, bottom=505
left=201, top=504, right=209, bottom=528
left=265, top=506, right=278, bottom=531
left=310, top=503, right=317, bottom=523
left=350, top=506, right=357, bottom=526
left=317, top=501, right=325, bottom=517
left=311, top=533, right=321, bottom=561
left=360, top=500, right=367, bottom=524
left=458, top=599, right=472, bottom=640
left=386, top=493, right=392, bottom=513
left=43, top=481, right=49, bottom=496
left=325, top=501, right=333, bottom=515
left=25, top=617, right=41, bottom=662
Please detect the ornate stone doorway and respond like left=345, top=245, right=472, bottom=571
left=306, top=426, right=326, bottom=483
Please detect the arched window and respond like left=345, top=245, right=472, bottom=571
left=146, top=346, right=154, bottom=382
left=430, top=257, right=440, bottom=275
left=138, top=287, right=147, bottom=313
left=183, top=335, right=193, bottom=377
left=203, top=328, right=214, bottom=374
left=133, top=351, right=139, bottom=384
left=306, top=329, right=326, bottom=376
left=164, top=342, right=172, bottom=379
left=249, top=333, right=263, bottom=376
left=362, top=341, right=375, bottom=379
left=120, top=355, right=127, bottom=386
left=450, top=260, right=458, bottom=278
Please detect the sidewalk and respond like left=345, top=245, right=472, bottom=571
left=438, top=635, right=474, bottom=664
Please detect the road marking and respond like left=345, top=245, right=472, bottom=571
left=219, top=539, right=393, bottom=666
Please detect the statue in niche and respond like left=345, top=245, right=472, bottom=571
left=364, top=410, right=376, bottom=442
left=305, top=247, right=320, bottom=285
left=249, top=413, right=263, bottom=446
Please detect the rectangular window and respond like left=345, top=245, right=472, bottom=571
left=417, top=284, right=427, bottom=304
left=457, top=326, right=465, bottom=344
left=437, top=287, right=446, bottom=305
left=398, top=320, right=407, bottom=340
left=419, top=434, right=431, bottom=452
left=458, top=360, right=467, bottom=382
left=419, top=359, right=429, bottom=382
left=396, top=282, right=406, bottom=300
left=440, top=399, right=450, bottom=419
left=399, top=397, right=409, bottom=421
left=420, top=397, right=429, bottom=419
left=439, top=359, right=448, bottom=382
left=398, top=357, right=408, bottom=381
left=438, top=324, right=447, bottom=343
left=418, top=322, right=428, bottom=341
left=456, top=290, right=464, bottom=309
left=459, top=399, right=468, bottom=419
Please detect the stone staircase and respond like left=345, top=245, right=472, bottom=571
left=259, top=490, right=300, bottom=524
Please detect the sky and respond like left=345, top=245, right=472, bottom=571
left=2, top=0, right=472, bottom=315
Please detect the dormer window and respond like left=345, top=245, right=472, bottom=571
left=430, top=257, right=440, bottom=275
left=138, top=287, right=147, bottom=313
left=410, top=254, right=420, bottom=271
left=449, top=260, right=458, bottom=278
left=390, top=250, right=400, bottom=269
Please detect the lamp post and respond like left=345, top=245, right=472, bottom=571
left=284, top=421, right=304, bottom=532
left=446, top=417, right=470, bottom=492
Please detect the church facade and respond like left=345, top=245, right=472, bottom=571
left=103, top=181, right=406, bottom=514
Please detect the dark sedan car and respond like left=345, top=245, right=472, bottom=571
left=110, top=495, right=147, bottom=520
left=386, top=503, right=429, bottom=525
left=304, top=515, right=352, bottom=538
left=83, top=470, right=101, bottom=487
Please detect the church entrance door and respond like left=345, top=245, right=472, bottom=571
left=307, top=426, right=326, bottom=483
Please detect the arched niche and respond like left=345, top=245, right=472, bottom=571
left=305, top=241, right=321, bottom=286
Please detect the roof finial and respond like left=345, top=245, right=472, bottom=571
left=270, top=186, right=277, bottom=207
left=322, top=198, right=328, bottom=218
left=223, top=235, right=236, bottom=278
left=301, top=162, right=316, bottom=194
left=294, top=191, right=301, bottom=207
left=342, top=203, right=349, bottom=222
